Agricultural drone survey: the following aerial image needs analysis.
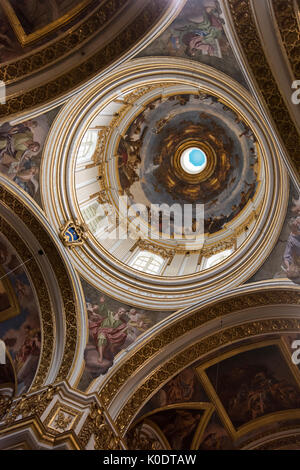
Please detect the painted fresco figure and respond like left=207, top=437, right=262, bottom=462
left=162, top=410, right=202, bottom=449
left=13, top=159, right=39, bottom=197
left=88, top=298, right=127, bottom=364
left=174, top=0, right=224, bottom=58
left=0, top=127, right=40, bottom=164
left=125, top=308, right=149, bottom=343
left=283, top=217, right=300, bottom=284
left=12, top=325, right=41, bottom=393
left=0, top=121, right=40, bottom=183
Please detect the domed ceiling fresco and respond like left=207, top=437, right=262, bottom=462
left=117, top=92, right=259, bottom=235
left=42, top=60, right=287, bottom=309
left=72, top=81, right=265, bottom=277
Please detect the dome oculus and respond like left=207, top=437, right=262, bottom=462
left=180, top=147, right=207, bottom=174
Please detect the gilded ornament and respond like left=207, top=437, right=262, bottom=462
left=59, top=220, right=88, bottom=247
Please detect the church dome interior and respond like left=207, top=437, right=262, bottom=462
left=77, top=87, right=264, bottom=273
left=0, top=0, right=300, bottom=453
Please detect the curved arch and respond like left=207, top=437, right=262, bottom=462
left=0, top=177, right=86, bottom=388
left=94, top=281, right=300, bottom=433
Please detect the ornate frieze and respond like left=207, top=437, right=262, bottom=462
left=272, top=0, right=300, bottom=79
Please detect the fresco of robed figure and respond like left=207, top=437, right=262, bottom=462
left=78, top=279, right=173, bottom=391
left=139, top=0, right=246, bottom=85
left=0, top=108, right=60, bottom=205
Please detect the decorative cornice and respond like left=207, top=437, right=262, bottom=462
left=0, top=397, right=12, bottom=422
left=0, top=417, right=81, bottom=450
left=228, top=0, right=300, bottom=177
left=0, top=383, right=126, bottom=450
left=3, top=385, right=57, bottom=426
left=78, top=402, right=122, bottom=450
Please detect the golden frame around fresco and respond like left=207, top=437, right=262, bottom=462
left=129, top=402, right=214, bottom=450
left=0, top=265, right=20, bottom=323
left=196, top=339, right=300, bottom=441
left=1, top=0, right=93, bottom=46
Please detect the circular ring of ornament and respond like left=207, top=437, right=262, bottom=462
left=41, top=58, right=289, bottom=310
left=173, top=139, right=216, bottom=183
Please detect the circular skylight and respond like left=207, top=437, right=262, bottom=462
left=180, top=147, right=208, bottom=174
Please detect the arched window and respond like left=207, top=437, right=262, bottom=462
left=205, top=249, right=232, bottom=269
left=81, top=201, right=105, bottom=233
left=130, top=250, right=164, bottom=275
left=77, top=130, right=98, bottom=162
